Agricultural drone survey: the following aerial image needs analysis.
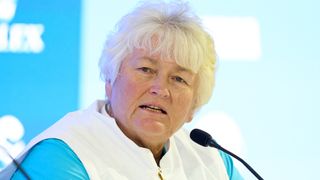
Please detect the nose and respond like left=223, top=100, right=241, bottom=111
left=149, top=77, right=170, bottom=98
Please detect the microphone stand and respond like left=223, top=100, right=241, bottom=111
left=208, top=141, right=264, bottom=180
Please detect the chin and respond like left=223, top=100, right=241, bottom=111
left=138, top=119, right=168, bottom=133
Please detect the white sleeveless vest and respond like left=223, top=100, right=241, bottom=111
left=0, top=100, right=229, bottom=180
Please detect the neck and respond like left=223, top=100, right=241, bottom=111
left=149, top=144, right=165, bottom=166
left=117, top=120, right=166, bottom=165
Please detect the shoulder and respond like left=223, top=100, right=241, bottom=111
left=11, top=138, right=89, bottom=179
left=172, top=129, right=228, bottom=177
left=173, top=128, right=243, bottom=180
left=218, top=150, right=244, bottom=180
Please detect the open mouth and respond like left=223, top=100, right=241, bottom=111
left=139, top=105, right=167, bottom=114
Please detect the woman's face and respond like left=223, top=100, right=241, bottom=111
left=106, top=49, right=197, bottom=147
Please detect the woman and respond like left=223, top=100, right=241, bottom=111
left=4, top=1, right=243, bottom=179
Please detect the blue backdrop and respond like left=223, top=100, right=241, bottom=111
left=0, top=0, right=81, bottom=143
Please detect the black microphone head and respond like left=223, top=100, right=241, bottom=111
left=190, top=128, right=213, bottom=147
left=191, top=129, right=264, bottom=180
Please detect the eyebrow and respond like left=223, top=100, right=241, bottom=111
left=141, top=56, right=157, bottom=64
left=176, top=66, right=193, bottom=73
left=141, top=56, right=193, bottom=73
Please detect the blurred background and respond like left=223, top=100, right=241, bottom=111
left=1, top=0, right=319, bottom=179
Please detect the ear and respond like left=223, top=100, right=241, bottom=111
left=105, top=80, right=112, bottom=99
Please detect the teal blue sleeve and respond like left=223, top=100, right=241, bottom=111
left=219, top=150, right=244, bottom=180
left=11, top=138, right=89, bottom=180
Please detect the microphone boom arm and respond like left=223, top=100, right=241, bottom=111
left=209, top=141, right=263, bottom=180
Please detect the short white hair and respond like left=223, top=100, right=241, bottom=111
left=99, top=0, right=217, bottom=110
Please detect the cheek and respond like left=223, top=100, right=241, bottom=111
left=173, top=90, right=195, bottom=117
left=168, top=91, right=195, bottom=133
left=177, top=90, right=194, bottom=106
left=121, top=78, right=144, bottom=99
left=111, top=77, right=144, bottom=112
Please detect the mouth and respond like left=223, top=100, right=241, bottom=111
left=139, top=105, right=167, bottom=114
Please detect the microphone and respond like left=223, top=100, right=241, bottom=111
left=190, top=128, right=264, bottom=180
left=0, top=145, right=31, bottom=180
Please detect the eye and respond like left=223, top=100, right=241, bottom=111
left=172, top=76, right=188, bottom=85
left=137, top=67, right=154, bottom=74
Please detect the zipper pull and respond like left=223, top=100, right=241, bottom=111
left=158, top=167, right=164, bottom=180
